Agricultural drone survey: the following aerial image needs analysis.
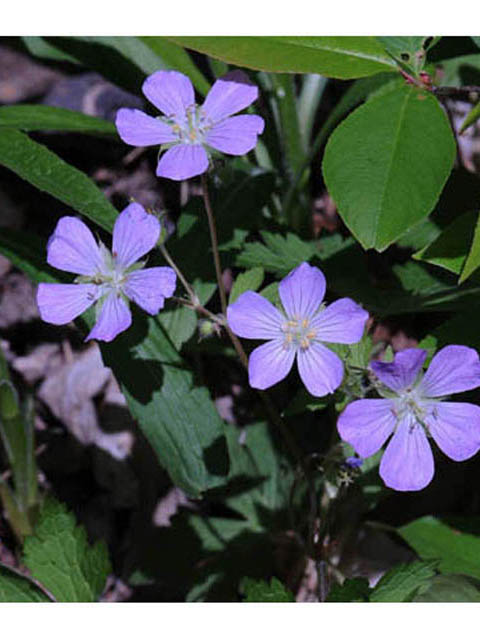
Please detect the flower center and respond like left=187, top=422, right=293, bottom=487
left=167, top=105, right=212, bottom=145
left=281, top=317, right=317, bottom=351
left=393, top=387, right=431, bottom=431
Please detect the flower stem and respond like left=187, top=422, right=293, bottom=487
left=201, top=174, right=228, bottom=315
left=158, top=242, right=198, bottom=305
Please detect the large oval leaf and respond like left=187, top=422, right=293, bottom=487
left=168, top=36, right=397, bottom=79
left=323, top=86, right=456, bottom=250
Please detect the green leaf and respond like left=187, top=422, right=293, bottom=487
left=323, top=86, right=456, bottom=250
left=236, top=232, right=315, bottom=276
left=167, top=36, right=397, bottom=79
left=398, top=517, right=480, bottom=580
left=0, top=565, right=51, bottom=602
left=229, top=267, right=265, bottom=304
left=460, top=212, right=480, bottom=282
left=46, top=36, right=209, bottom=95
left=413, top=210, right=478, bottom=276
left=0, top=105, right=116, bottom=136
left=471, top=37, right=480, bottom=49
left=327, top=577, right=371, bottom=602
left=0, top=129, right=117, bottom=233
left=241, top=577, right=295, bottom=602
left=459, top=101, right=480, bottom=134
left=376, top=36, right=435, bottom=72
left=22, top=36, right=79, bottom=64
left=23, top=498, right=111, bottom=602
left=370, top=561, right=437, bottom=602
left=414, top=574, right=480, bottom=602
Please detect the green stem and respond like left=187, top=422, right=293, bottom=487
left=158, top=242, right=199, bottom=306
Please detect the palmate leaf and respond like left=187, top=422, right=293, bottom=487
left=23, top=498, right=110, bottom=602
left=369, top=561, right=437, bottom=602
left=323, top=85, right=455, bottom=250
left=167, top=36, right=397, bottom=79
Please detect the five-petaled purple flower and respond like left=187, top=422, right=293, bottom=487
left=36, top=203, right=176, bottom=342
left=338, top=346, right=480, bottom=492
left=116, top=70, right=265, bottom=181
left=227, top=262, right=368, bottom=396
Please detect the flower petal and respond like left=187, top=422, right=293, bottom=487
left=248, top=339, right=295, bottom=390
left=203, top=70, right=259, bottom=122
left=337, top=399, right=396, bottom=458
left=124, top=267, right=176, bottom=315
left=112, top=203, right=160, bottom=269
left=86, top=293, right=132, bottom=342
left=47, top=216, right=104, bottom=276
left=427, top=401, right=480, bottom=461
left=115, top=108, right=176, bottom=147
left=206, top=114, right=264, bottom=155
left=142, top=71, right=194, bottom=118
left=371, top=348, right=427, bottom=393
left=227, top=291, right=284, bottom=340
left=419, top=345, right=480, bottom=397
left=311, top=298, right=368, bottom=344
left=37, top=283, right=99, bottom=325
left=156, top=144, right=209, bottom=181
left=297, top=342, right=343, bottom=396
left=379, top=417, right=434, bottom=491
left=278, top=262, right=326, bottom=320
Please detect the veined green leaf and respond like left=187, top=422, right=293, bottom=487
left=167, top=36, right=397, bottom=79
left=323, top=86, right=455, bottom=250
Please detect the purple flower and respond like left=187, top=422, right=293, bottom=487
left=36, top=203, right=176, bottom=342
left=338, top=346, right=480, bottom=492
left=227, top=262, right=369, bottom=396
left=116, top=70, right=265, bottom=181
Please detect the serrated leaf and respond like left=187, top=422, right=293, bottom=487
left=241, top=577, right=295, bottom=602
left=23, top=498, right=111, bottom=602
left=414, top=210, right=477, bottom=276
left=323, top=86, right=456, bottom=250
left=398, top=516, right=480, bottom=580
left=0, top=129, right=117, bottom=233
left=0, top=565, right=51, bottom=602
left=413, top=574, right=480, bottom=602
left=327, top=577, right=371, bottom=602
left=370, top=561, right=437, bottom=602
left=236, top=232, right=315, bottom=276
left=229, top=267, right=265, bottom=304
left=168, top=36, right=397, bottom=79
left=0, top=105, right=116, bottom=136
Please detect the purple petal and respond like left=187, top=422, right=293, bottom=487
left=37, top=283, right=99, bottom=325
left=86, top=293, right=132, bottom=342
left=112, top=203, right=160, bottom=269
left=227, top=291, right=284, bottom=340
left=115, top=108, right=176, bottom=147
left=203, top=70, right=259, bottom=122
left=124, top=267, right=176, bottom=315
left=46, top=217, right=104, bottom=276
left=297, top=342, right=343, bottom=396
left=142, top=71, right=194, bottom=118
left=427, top=401, right=480, bottom=461
left=379, top=417, right=434, bottom=491
left=206, top=115, right=264, bottom=155
left=311, top=298, right=368, bottom=344
left=371, top=349, right=427, bottom=393
left=419, top=345, right=480, bottom=397
left=278, top=262, right=326, bottom=320
left=156, top=144, right=209, bottom=181
left=337, top=399, right=396, bottom=458
left=248, top=339, right=295, bottom=390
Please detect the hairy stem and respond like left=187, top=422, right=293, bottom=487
left=158, top=242, right=198, bottom=305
